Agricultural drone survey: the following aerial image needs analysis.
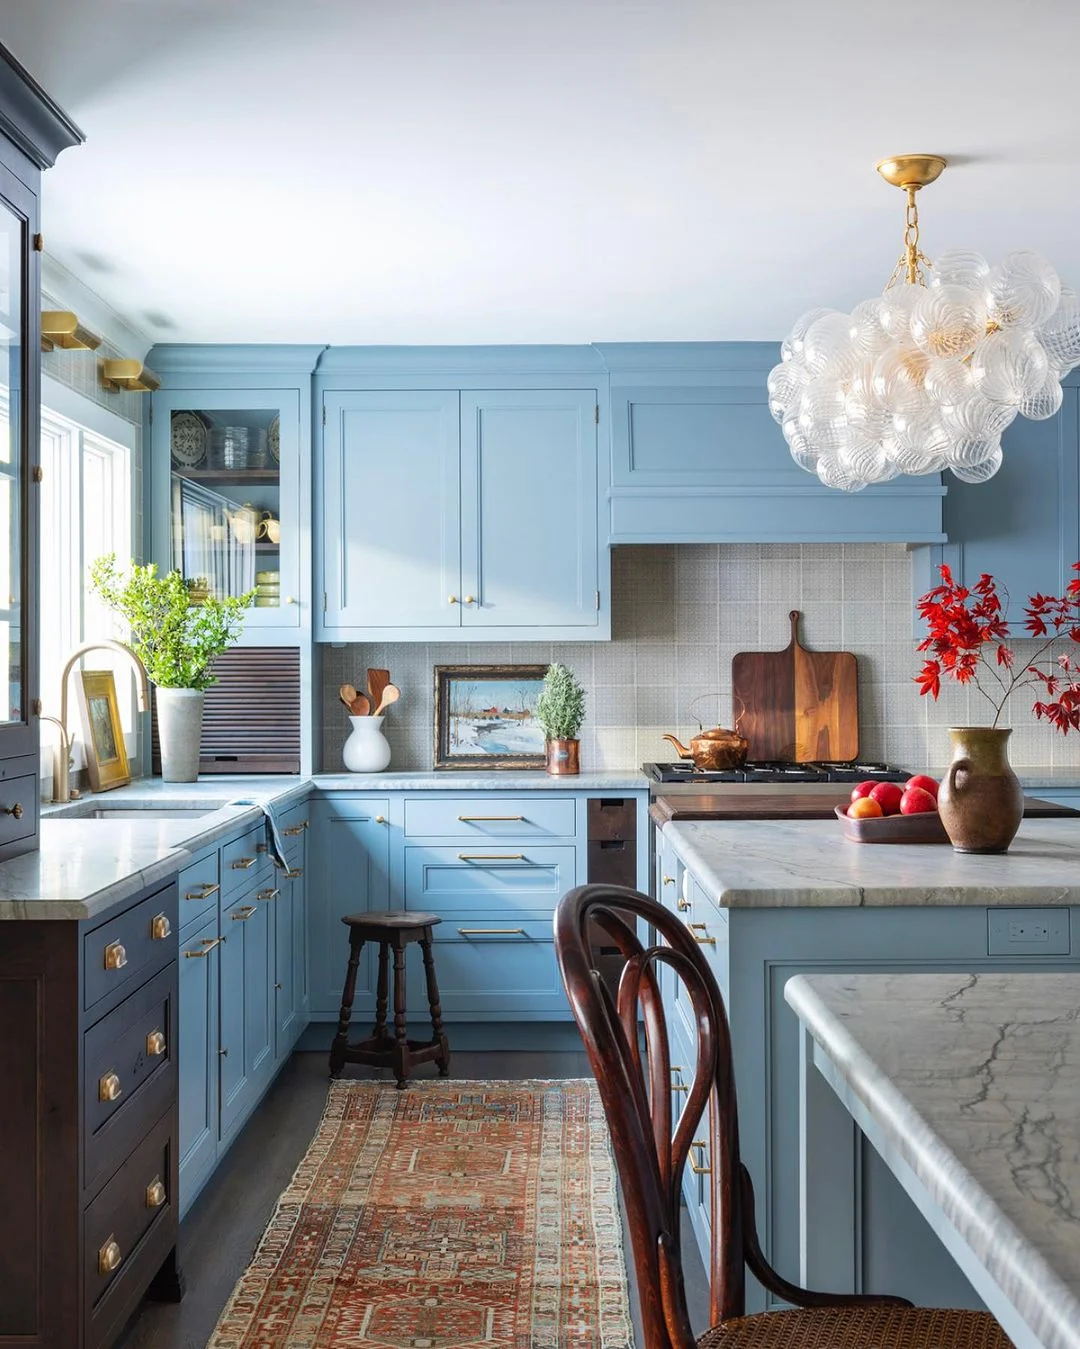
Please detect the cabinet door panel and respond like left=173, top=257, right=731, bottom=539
left=460, top=390, right=598, bottom=628
left=219, top=893, right=272, bottom=1140
left=273, top=880, right=295, bottom=1061
left=178, top=913, right=219, bottom=1215
left=322, top=391, right=460, bottom=629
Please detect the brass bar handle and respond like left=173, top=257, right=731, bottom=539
left=691, top=931, right=716, bottom=946
left=145, top=1178, right=167, bottom=1210
left=104, top=941, right=127, bottom=971
left=146, top=1030, right=166, bottom=1056
left=256, top=887, right=280, bottom=902
left=285, top=867, right=303, bottom=879
left=98, top=1237, right=122, bottom=1275
left=671, top=1083, right=689, bottom=1093
left=457, top=853, right=527, bottom=861
left=283, top=821, right=308, bottom=835
left=457, top=814, right=526, bottom=822
left=99, top=1071, right=122, bottom=1103
left=150, top=913, right=171, bottom=940
left=231, top=905, right=258, bottom=921
left=185, top=882, right=219, bottom=901
left=2, top=802, right=23, bottom=819
left=231, top=856, right=256, bottom=870
left=689, top=1141, right=712, bottom=1175
left=457, top=927, right=527, bottom=936
left=184, top=936, right=224, bottom=958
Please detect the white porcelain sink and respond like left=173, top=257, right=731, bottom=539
left=46, top=800, right=224, bottom=821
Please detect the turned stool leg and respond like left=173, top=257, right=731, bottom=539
left=420, top=934, right=451, bottom=1076
left=329, top=932, right=365, bottom=1078
left=373, top=943, right=390, bottom=1044
left=391, top=941, right=409, bottom=1089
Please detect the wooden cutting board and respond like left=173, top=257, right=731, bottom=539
left=731, top=611, right=859, bottom=762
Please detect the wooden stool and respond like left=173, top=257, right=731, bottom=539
left=328, top=910, right=451, bottom=1088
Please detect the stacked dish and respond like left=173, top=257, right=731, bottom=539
left=254, top=568, right=280, bottom=607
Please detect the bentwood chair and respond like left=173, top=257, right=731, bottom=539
left=553, top=883, right=1012, bottom=1349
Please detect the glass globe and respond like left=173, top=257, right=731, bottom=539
left=782, top=417, right=820, bottom=472
left=923, top=356, right=976, bottom=409
left=816, top=453, right=867, bottom=492
left=798, top=382, right=849, bottom=455
left=943, top=435, right=999, bottom=470
left=848, top=298, right=890, bottom=358
left=767, top=361, right=809, bottom=424
left=950, top=442, right=1003, bottom=483
left=844, top=364, right=888, bottom=440
left=984, top=250, right=1061, bottom=331
left=1019, top=368, right=1065, bottom=421
left=910, top=284, right=987, bottom=359
left=871, top=344, right=929, bottom=413
left=970, top=329, right=1050, bottom=406
left=942, top=390, right=1018, bottom=440
left=1038, top=286, right=1080, bottom=373
left=802, top=312, right=860, bottom=380
left=878, top=284, right=921, bottom=341
left=781, top=307, right=837, bottom=362
left=840, top=434, right=894, bottom=483
left=929, top=249, right=989, bottom=290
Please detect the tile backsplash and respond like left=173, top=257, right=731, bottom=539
left=319, top=544, right=1080, bottom=775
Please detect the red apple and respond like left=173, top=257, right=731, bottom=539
left=868, top=781, right=905, bottom=816
left=900, top=786, right=938, bottom=815
left=905, top=773, right=940, bottom=801
left=850, top=780, right=879, bottom=802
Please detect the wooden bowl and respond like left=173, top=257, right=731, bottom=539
left=834, top=804, right=949, bottom=845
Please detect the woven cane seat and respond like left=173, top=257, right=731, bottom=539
left=696, top=1305, right=1012, bottom=1348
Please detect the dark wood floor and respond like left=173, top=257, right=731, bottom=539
left=118, top=1050, right=710, bottom=1348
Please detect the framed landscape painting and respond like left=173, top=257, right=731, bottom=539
left=434, top=664, right=548, bottom=769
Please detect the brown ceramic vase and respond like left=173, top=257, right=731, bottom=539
left=937, top=726, right=1023, bottom=854
left=545, top=738, right=580, bottom=775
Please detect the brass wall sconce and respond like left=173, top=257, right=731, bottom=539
left=40, top=310, right=102, bottom=352
left=100, top=358, right=160, bottom=393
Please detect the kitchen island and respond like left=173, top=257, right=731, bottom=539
left=653, top=815, right=1080, bottom=1315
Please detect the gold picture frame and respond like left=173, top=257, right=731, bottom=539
left=75, top=670, right=131, bottom=792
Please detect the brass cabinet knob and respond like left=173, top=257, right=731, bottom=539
left=146, top=1030, right=166, bottom=1056
left=285, top=596, right=296, bottom=605
left=145, top=1178, right=167, bottom=1210
left=662, top=875, right=674, bottom=886
left=375, top=815, right=385, bottom=824
left=274, top=982, right=283, bottom=990
left=103, top=941, right=127, bottom=971
left=98, top=1237, right=122, bottom=1275
left=676, top=898, right=691, bottom=912
left=2, top=802, right=23, bottom=819
left=98, top=1071, right=122, bottom=1103
left=150, top=913, right=171, bottom=940
left=448, top=595, right=458, bottom=604
left=219, top=1047, right=229, bottom=1057
left=464, top=595, right=475, bottom=604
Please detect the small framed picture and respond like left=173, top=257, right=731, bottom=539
left=75, top=670, right=131, bottom=792
left=434, top=664, right=548, bottom=769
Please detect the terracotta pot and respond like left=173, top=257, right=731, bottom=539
left=545, top=738, right=580, bottom=775
left=937, top=726, right=1024, bottom=854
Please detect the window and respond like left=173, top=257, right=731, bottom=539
left=39, top=378, right=136, bottom=788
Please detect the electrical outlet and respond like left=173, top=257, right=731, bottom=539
left=988, top=907, right=1070, bottom=955
left=1008, top=919, right=1050, bottom=943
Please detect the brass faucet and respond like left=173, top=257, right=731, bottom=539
left=51, top=639, right=151, bottom=803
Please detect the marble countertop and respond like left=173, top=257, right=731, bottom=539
left=662, top=816, right=1080, bottom=907
left=785, top=971, right=1080, bottom=1349
left=311, top=770, right=649, bottom=791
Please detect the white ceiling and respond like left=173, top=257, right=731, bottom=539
left=4, top=0, right=1080, bottom=346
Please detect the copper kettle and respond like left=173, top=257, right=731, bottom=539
left=663, top=726, right=750, bottom=772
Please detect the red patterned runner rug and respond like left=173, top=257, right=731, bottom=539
left=207, top=1079, right=634, bottom=1347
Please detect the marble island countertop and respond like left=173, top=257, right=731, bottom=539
left=662, top=816, right=1080, bottom=907
left=311, top=770, right=648, bottom=791
left=785, top=971, right=1080, bottom=1349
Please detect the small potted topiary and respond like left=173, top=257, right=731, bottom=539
left=535, top=662, right=586, bottom=775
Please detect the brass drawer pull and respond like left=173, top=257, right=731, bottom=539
left=231, top=905, right=258, bottom=921
left=671, top=1083, right=689, bottom=1093
left=103, top=941, right=127, bottom=971
left=257, top=887, right=279, bottom=902
left=285, top=867, right=303, bottom=880
left=185, top=882, right=219, bottom=901
left=98, top=1237, right=122, bottom=1275
left=184, top=936, right=224, bottom=958
left=689, top=1141, right=712, bottom=1175
left=231, top=856, right=256, bottom=870
left=2, top=802, right=23, bottom=819
left=458, top=814, right=526, bottom=822
left=283, top=821, right=308, bottom=835
left=457, top=927, right=527, bottom=936
left=688, top=923, right=716, bottom=945
left=146, top=1029, right=166, bottom=1056
left=99, top=1071, right=122, bottom=1103
left=457, top=853, right=526, bottom=861
left=145, top=1177, right=166, bottom=1210
left=150, top=913, right=171, bottom=940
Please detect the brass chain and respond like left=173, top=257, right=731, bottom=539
left=884, top=185, right=933, bottom=291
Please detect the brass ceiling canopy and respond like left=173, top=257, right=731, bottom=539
left=40, top=309, right=102, bottom=352
left=100, top=358, right=160, bottom=393
left=874, top=154, right=948, bottom=191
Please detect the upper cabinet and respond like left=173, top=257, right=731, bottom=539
left=0, top=46, right=82, bottom=859
left=596, top=343, right=947, bottom=545
left=314, top=348, right=609, bottom=642
left=147, top=346, right=324, bottom=642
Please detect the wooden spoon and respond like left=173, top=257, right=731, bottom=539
left=340, top=683, right=357, bottom=705
left=367, top=668, right=390, bottom=712
left=349, top=692, right=371, bottom=716
left=371, top=683, right=400, bottom=717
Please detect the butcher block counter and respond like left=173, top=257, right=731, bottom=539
left=649, top=790, right=1080, bottom=826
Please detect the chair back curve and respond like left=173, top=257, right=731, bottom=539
left=553, top=882, right=748, bottom=1347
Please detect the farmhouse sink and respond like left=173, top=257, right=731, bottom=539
left=45, top=799, right=225, bottom=821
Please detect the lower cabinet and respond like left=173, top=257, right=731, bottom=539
left=219, top=888, right=273, bottom=1142
left=177, top=912, right=220, bottom=1213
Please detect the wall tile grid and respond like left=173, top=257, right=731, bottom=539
left=320, top=544, right=1080, bottom=777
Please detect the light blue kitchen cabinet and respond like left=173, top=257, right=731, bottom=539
left=913, top=386, right=1080, bottom=632
left=316, top=386, right=604, bottom=640
left=177, top=910, right=220, bottom=1218
left=596, top=343, right=947, bottom=545
left=274, top=805, right=310, bottom=1060
left=219, top=885, right=274, bottom=1142
left=308, top=796, right=392, bottom=1015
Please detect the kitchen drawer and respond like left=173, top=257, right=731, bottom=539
left=410, top=917, right=567, bottom=1015
left=404, top=845, right=576, bottom=914
left=177, top=851, right=221, bottom=933
left=83, top=885, right=178, bottom=1015
left=403, top=796, right=577, bottom=840
left=0, top=769, right=37, bottom=849
left=221, top=823, right=271, bottom=897
left=84, top=962, right=177, bottom=1197
left=84, top=1107, right=173, bottom=1314
left=279, top=808, right=309, bottom=868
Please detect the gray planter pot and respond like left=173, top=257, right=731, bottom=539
left=156, top=687, right=205, bottom=783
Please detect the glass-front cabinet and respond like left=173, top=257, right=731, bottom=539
left=0, top=177, right=28, bottom=734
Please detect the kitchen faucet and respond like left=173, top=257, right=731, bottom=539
left=50, top=639, right=151, bottom=803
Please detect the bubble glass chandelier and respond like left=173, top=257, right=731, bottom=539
left=769, top=154, right=1080, bottom=491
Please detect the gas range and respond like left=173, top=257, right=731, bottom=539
left=643, top=760, right=912, bottom=786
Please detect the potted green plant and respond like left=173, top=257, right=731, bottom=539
left=90, top=555, right=255, bottom=782
left=535, top=662, right=586, bottom=775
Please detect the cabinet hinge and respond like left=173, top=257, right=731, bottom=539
left=31, top=698, right=42, bottom=716
left=148, top=400, right=153, bottom=424
left=322, top=404, right=326, bottom=426
left=595, top=590, right=601, bottom=610
left=594, top=404, right=599, bottom=425
left=323, top=592, right=328, bottom=612
left=32, top=465, right=43, bottom=483
left=32, top=233, right=43, bottom=252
